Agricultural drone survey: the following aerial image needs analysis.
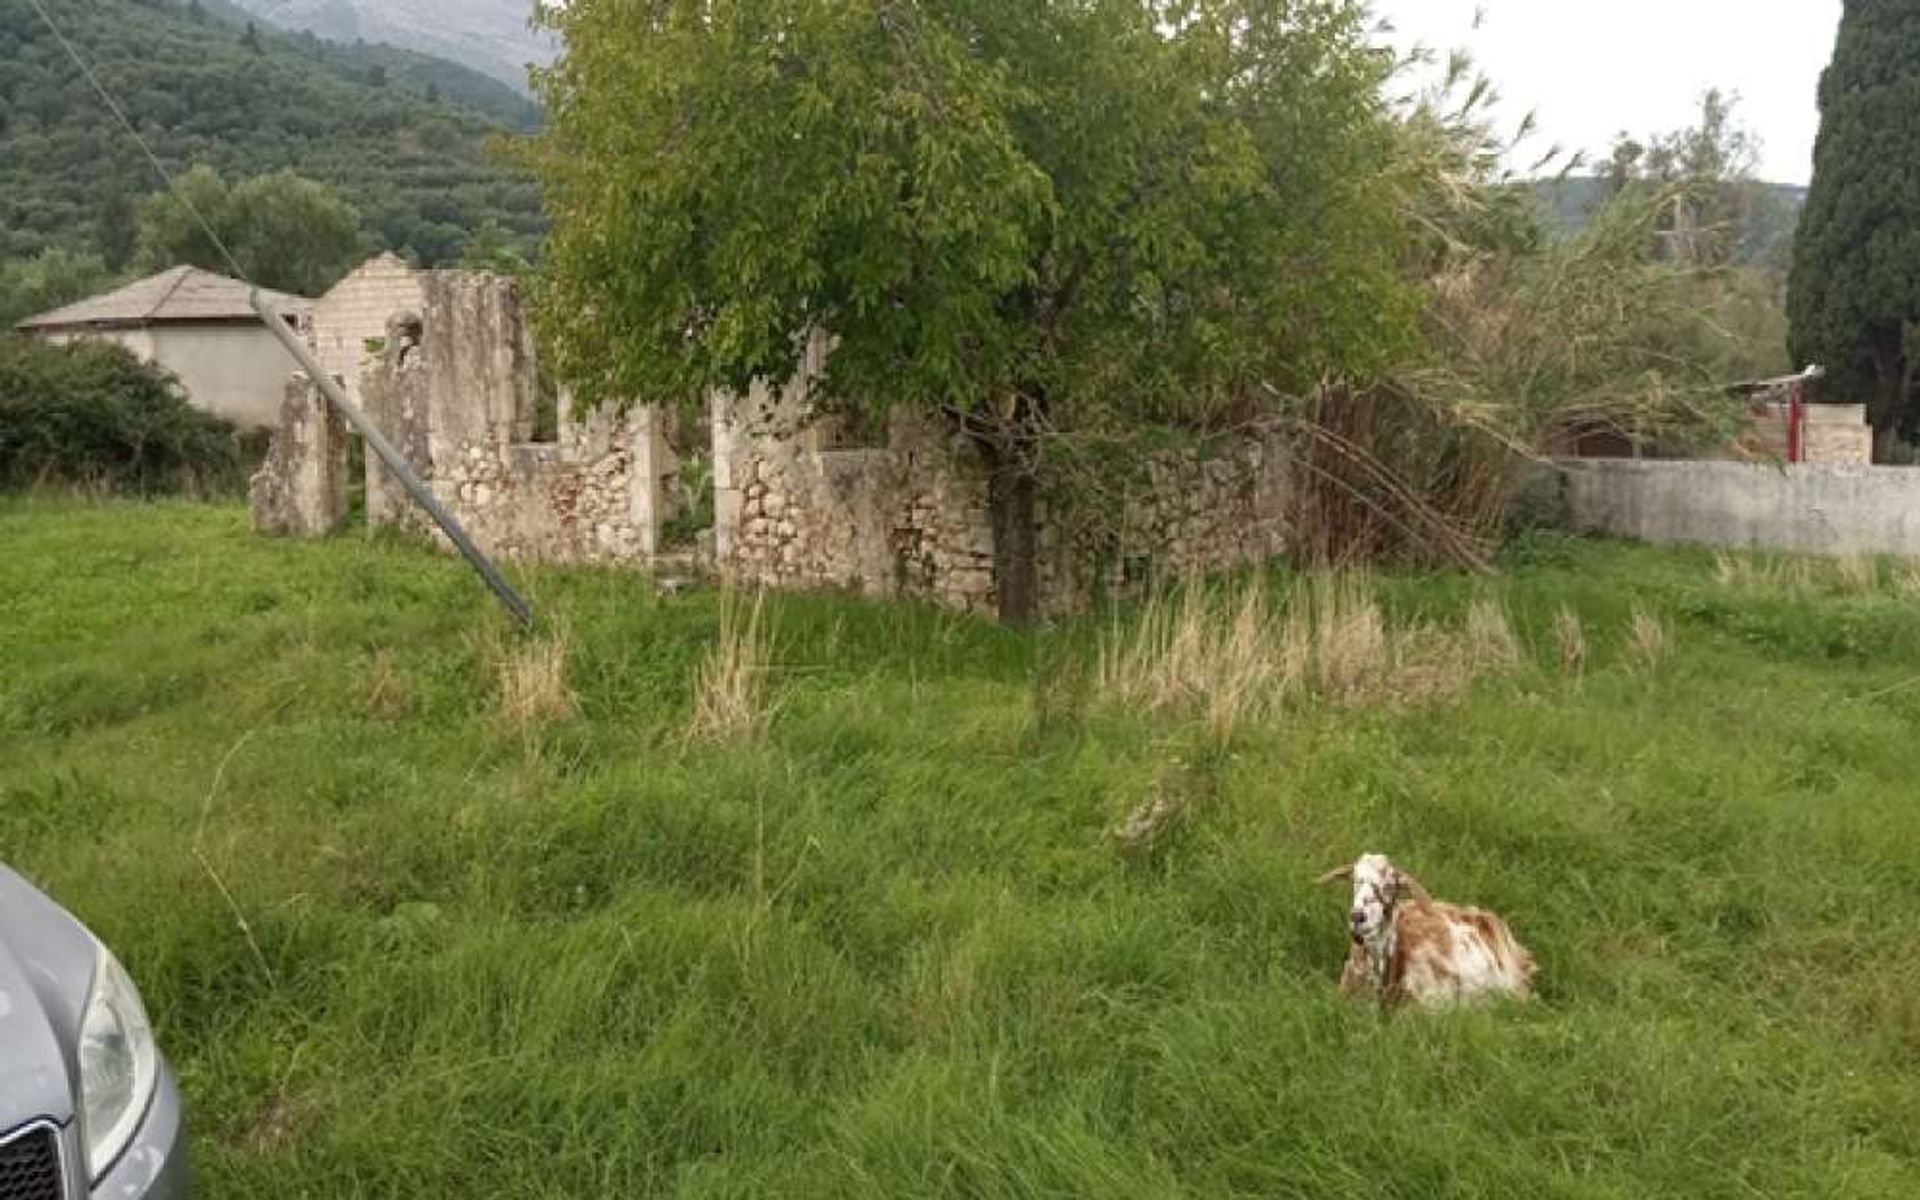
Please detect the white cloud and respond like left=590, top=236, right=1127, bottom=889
left=1368, top=0, right=1843, bottom=184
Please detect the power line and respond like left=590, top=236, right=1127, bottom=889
left=25, top=0, right=252, bottom=284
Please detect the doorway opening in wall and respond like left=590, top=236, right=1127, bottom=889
left=662, top=453, right=715, bottom=551
left=661, top=402, right=714, bottom=554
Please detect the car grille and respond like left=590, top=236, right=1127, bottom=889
left=0, top=1125, right=63, bottom=1200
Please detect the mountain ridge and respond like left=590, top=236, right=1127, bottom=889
left=229, top=0, right=557, bottom=96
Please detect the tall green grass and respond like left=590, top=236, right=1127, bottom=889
left=2, top=500, right=1917, bottom=1198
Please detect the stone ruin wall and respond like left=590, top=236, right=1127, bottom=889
left=267, top=267, right=1293, bottom=615
left=713, top=356, right=1291, bottom=617
left=249, top=372, right=348, bottom=537
left=356, top=271, right=677, bottom=566
left=713, top=374, right=1003, bottom=612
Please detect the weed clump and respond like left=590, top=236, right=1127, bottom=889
left=1555, top=605, right=1587, bottom=674
left=1097, top=575, right=1531, bottom=737
left=688, top=590, right=774, bottom=744
left=490, top=625, right=577, bottom=731
left=1627, top=604, right=1673, bottom=671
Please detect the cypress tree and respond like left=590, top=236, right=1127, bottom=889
left=1787, top=0, right=1920, bottom=458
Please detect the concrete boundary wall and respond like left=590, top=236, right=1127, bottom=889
left=1562, top=459, right=1920, bottom=556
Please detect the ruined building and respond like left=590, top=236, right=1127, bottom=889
left=254, top=264, right=1294, bottom=618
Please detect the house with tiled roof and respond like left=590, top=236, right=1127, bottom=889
left=15, top=266, right=312, bottom=428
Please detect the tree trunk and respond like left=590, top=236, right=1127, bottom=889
left=980, top=440, right=1041, bottom=627
left=1870, top=325, right=1906, bottom=463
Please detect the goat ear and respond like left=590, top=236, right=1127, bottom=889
left=1316, top=864, right=1354, bottom=884
left=1392, top=869, right=1432, bottom=903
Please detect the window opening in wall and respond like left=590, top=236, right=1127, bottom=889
left=530, top=363, right=561, bottom=444
left=807, top=404, right=888, bottom=451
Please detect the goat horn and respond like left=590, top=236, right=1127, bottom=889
left=1315, top=865, right=1354, bottom=884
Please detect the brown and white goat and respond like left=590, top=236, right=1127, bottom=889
left=1318, top=853, right=1535, bottom=1009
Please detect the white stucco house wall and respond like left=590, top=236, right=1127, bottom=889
left=15, top=266, right=312, bottom=429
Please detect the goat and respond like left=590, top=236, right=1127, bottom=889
left=1317, top=853, right=1535, bottom=1009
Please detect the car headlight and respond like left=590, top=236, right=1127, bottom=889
left=78, top=941, right=159, bottom=1182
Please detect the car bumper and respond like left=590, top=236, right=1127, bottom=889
left=87, top=1064, right=189, bottom=1200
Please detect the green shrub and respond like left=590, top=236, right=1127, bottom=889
left=0, top=334, right=244, bottom=494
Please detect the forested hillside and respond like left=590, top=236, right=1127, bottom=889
left=0, top=0, right=543, bottom=271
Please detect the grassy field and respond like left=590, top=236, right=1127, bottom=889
left=3, top=499, right=1918, bottom=1199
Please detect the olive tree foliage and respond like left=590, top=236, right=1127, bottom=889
left=1787, top=0, right=1920, bottom=459
left=0, top=247, right=119, bottom=328
left=137, top=166, right=366, bottom=297
left=529, top=0, right=1418, bottom=622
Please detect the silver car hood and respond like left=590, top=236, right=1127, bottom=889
left=0, top=866, right=91, bottom=1129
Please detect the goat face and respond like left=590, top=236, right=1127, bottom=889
left=1320, top=852, right=1412, bottom=945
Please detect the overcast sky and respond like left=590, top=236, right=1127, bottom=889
left=1370, top=1, right=1843, bottom=184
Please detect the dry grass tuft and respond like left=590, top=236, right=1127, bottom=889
left=1835, top=552, right=1879, bottom=594
left=1386, top=623, right=1481, bottom=708
left=1626, top=605, right=1672, bottom=671
left=1097, top=582, right=1280, bottom=740
left=1897, top=561, right=1920, bottom=600
left=1715, top=551, right=1794, bottom=590
left=1308, top=574, right=1391, bottom=703
left=1712, top=550, right=1892, bottom=595
left=1097, top=575, right=1535, bottom=736
left=688, top=590, right=775, bottom=744
left=1555, top=606, right=1587, bottom=674
left=1712, top=551, right=1746, bottom=587
left=1202, top=583, right=1278, bottom=743
left=1465, top=596, right=1521, bottom=669
left=492, top=626, right=577, bottom=731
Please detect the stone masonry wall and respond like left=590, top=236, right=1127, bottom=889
left=715, top=377, right=1003, bottom=611
left=342, top=270, right=1288, bottom=609
left=358, top=271, right=676, bottom=566
left=713, top=359, right=1292, bottom=617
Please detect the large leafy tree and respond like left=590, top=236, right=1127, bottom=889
left=530, top=0, right=1417, bottom=623
left=136, top=166, right=366, bottom=296
left=1788, top=0, right=1920, bottom=458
